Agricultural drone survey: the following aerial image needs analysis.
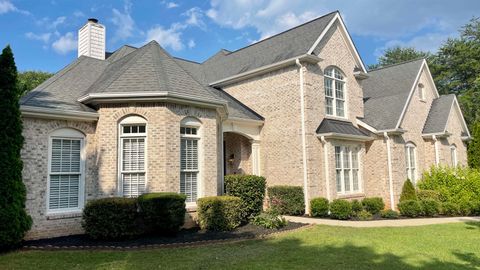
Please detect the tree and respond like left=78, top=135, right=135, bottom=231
left=399, top=179, right=417, bottom=202
left=0, top=45, right=32, bottom=250
left=468, top=121, right=480, bottom=168
left=368, top=46, right=431, bottom=70
left=17, top=71, right=53, bottom=96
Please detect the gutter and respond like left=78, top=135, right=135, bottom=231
left=21, top=105, right=99, bottom=121
left=316, top=133, right=373, bottom=142
left=210, top=54, right=322, bottom=87
left=383, top=132, right=395, bottom=210
left=295, top=58, right=310, bottom=215
left=320, top=136, right=331, bottom=202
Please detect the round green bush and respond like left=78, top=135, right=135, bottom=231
left=138, top=192, right=186, bottom=234
left=380, top=209, right=399, bottom=219
left=329, top=199, right=352, bottom=220
left=197, top=196, right=242, bottom=231
left=398, top=200, right=423, bottom=217
left=82, top=197, right=141, bottom=239
left=362, top=197, right=385, bottom=215
left=441, top=202, right=460, bottom=216
left=310, top=197, right=329, bottom=217
left=267, top=186, right=305, bottom=216
left=224, top=175, right=266, bottom=221
left=351, top=199, right=363, bottom=215
left=420, top=199, right=439, bottom=217
left=357, top=210, right=373, bottom=221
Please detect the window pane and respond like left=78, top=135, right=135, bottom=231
left=334, top=69, right=344, bottom=80
left=123, top=126, right=131, bottom=134
left=335, top=146, right=341, bottom=168
left=326, top=98, right=334, bottom=115
left=335, top=81, right=344, bottom=99
left=180, top=127, right=185, bottom=134
left=336, top=170, right=342, bottom=192
left=181, top=172, right=198, bottom=202
left=344, top=170, right=350, bottom=192
left=51, top=139, right=81, bottom=173
left=325, top=78, right=333, bottom=97
left=181, top=138, right=198, bottom=170
left=139, top=125, right=146, bottom=133
left=336, top=100, right=345, bottom=117
left=49, top=174, right=80, bottom=210
left=409, top=148, right=415, bottom=168
left=343, top=147, right=350, bottom=168
left=325, top=68, right=333, bottom=77
left=122, top=138, right=145, bottom=171
left=352, top=169, right=359, bottom=191
left=131, top=126, right=138, bottom=133
left=123, top=173, right=145, bottom=198
left=352, top=149, right=359, bottom=169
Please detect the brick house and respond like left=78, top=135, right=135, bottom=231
left=20, top=12, right=470, bottom=239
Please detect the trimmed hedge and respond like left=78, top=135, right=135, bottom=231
left=82, top=198, right=140, bottom=239
left=329, top=199, right=352, bottom=220
left=400, top=179, right=417, bottom=202
left=380, top=209, right=399, bottom=219
left=361, top=197, right=385, bottom=215
left=351, top=199, right=363, bottom=215
left=138, top=192, right=186, bottom=234
left=310, top=197, right=329, bottom=217
left=420, top=199, right=440, bottom=217
left=197, top=196, right=242, bottom=231
left=267, top=186, right=305, bottom=216
left=224, top=175, right=266, bottom=221
left=398, top=200, right=423, bottom=217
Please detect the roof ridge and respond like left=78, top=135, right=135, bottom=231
left=368, top=58, right=425, bottom=72
left=173, top=56, right=201, bottom=65
left=208, top=10, right=338, bottom=59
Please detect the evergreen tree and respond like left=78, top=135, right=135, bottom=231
left=468, top=121, right=480, bottom=168
left=399, top=179, right=417, bottom=202
left=0, top=45, right=32, bottom=250
left=368, top=46, right=431, bottom=70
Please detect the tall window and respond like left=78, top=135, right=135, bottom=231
left=324, top=67, right=346, bottom=117
left=450, top=145, right=457, bottom=167
left=418, top=83, right=425, bottom=101
left=48, top=128, right=85, bottom=213
left=119, top=116, right=147, bottom=197
left=180, top=117, right=201, bottom=203
left=335, top=145, right=361, bottom=194
left=405, top=143, right=417, bottom=183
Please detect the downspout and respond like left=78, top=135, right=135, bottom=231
left=295, top=59, right=310, bottom=214
left=320, top=136, right=331, bottom=202
left=432, top=135, right=439, bottom=165
left=384, top=132, right=395, bottom=210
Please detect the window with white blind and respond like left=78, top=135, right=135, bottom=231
left=324, top=67, right=346, bottom=118
left=48, top=128, right=85, bottom=213
left=335, top=145, right=361, bottom=194
left=119, top=116, right=147, bottom=197
left=405, top=143, right=417, bottom=183
left=450, top=145, right=457, bottom=167
left=180, top=117, right=201, bottom=203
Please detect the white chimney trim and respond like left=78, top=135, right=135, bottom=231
left=78, top=18, right=106, bottom=60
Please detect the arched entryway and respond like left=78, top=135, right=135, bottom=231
left=224, top=132, right=254, bottom=175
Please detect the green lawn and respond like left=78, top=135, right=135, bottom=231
left=1, top=222, right=480, bottom=270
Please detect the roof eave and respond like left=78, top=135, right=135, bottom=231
left=209, top=54, right=322, bottom=87
left=316, top=132, right=373, bottom=142
left=21, top=105, right=99, bottom=121
left=422, top=131, right=452, bottom=139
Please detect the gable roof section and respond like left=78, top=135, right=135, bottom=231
left=361, top=59, right=425, bottom=131
left=423, top=94, right=455, bottom=134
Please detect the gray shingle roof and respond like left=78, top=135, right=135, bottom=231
left=423, top=94, right=455, bottom=134
left=316, top=119, right=369, bottom=137
left=362, top=59, right=425, bottom=130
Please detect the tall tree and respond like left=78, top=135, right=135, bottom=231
left=17, top=71, right=53, bottom=96
left=368, top=46, right=431, bottom=70
left=468, top=121, right=480, bottom=168
left=0, top=45, right=32, bottom=250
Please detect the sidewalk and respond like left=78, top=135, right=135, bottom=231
left=284, top=215, right=480, bottom=227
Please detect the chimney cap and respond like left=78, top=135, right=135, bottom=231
left=87, top=18, right=99, bottom=23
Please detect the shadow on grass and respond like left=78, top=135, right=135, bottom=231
left=464, top=221, right=480, bottom=230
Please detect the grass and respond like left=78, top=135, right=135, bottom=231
left=1, top=222, right=480, bottom=270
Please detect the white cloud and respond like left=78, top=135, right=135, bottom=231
left=0, top=0, right=15, bottom=14
left=52, top=32, right=77, bottom=55
left=73, top=11, right=85, bottom=18
left=376, top=33, right=453, bottom=56
left=183, top=7, right=206, bottom=29
left=111, top=0, right=135, bottom=41
left=145, top=25, right=184, bottom=51
left=188, top=39, right=196, bottom=48
left=25, top=32, right=52, bottom=43
left=52, top=16, right=66, bottom=29
left=166, top=2, right=179, bottom=8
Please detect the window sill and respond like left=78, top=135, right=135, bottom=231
left=325, top=115, right=350, bottom=122
left=337, top=193, right=365, bottom=200
left=186, top=203, right=197, bottom=212
left=46, top=211, right=82, bottom=220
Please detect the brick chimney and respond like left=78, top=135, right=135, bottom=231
left=78, top=18, right=106, bottom=60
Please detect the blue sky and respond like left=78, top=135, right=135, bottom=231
left=1, top=0, right=479, bottom=72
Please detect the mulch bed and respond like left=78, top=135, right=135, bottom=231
left=22, top=222, right=307, bottom=251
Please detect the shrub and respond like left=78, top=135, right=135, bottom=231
left=357, top=210, right=373, bottom=221
left=138, top=192, right=186, bottom=234
left=458, top=200, right=475, bottom=216
left=82, top=198, right=141, bottom=239
left=399, top=179, right=417, bottom=202
left=398, top=200, right=423, bottom=217
left=329, top=199, right=352, bottom=220
left=380, top=209, right=399, bottom=219
left=420, top=199, right=440, bottom=217
left=417, top=190, right=441, bottom=202
left=197, top=196, right=242, bottom=231
left=310, top=197, right=329, bottom=217
left=440, top=202, right=460, bottom=216
left=252, top=210, right=288, bottom=229
left=224, top=175, right=266, bottom=221
left=361, top=197, right=385, bottom=215
left=267, top=186, right=305, bottom=216
left=351, top=199, right=363, bottom=215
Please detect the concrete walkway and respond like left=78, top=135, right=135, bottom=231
left=284, top=215, right=480, bottom=227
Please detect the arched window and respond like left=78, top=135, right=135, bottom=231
left=405, top=142, right=417, bottom=183
left=48, top=128, right=85, bottom=213
left=119, top=115, right=147, bottom=197
left=418, top=83, right=425, bottom=101
left=324, top=67, right=346, bottom=117
left=450, top=145, right=457, bottom=167
left=180, top=117, right=201, bottom=203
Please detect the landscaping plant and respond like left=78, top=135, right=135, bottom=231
left=267, top=186, right=305, bottom=216
left=399, top=179, right=417, bottom=202
left=351, top=199, right=363, bottom=215
left=252, top=210, right=287, bottom=229
left=357, top=210, right=373, bottom=221
left=329, top=199, right=352, bottom=220
left=361, top=197, right=385, bottom=215
left=420, top=199, right=440, bottom=217
left=380, top=209, right=399, bottom=219
left=440, top=202, right=460, bottom=216
left=310, top=197, right=329, bottom=217
left=197, top=196, right=242, bottom=231
left=138, top=192, right=186, bottom=234
left=398, top=200, right=423, bottom=217
left=224, top=174, right=266, bottom=221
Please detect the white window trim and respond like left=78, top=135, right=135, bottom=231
left=180, top=117, right=203, bottom=206
left=46, top=128, right=86, bottom=215
left=450, top=145, right=458, bottom=167
left=418, top=83, right=426, bottom=101
left=118, top=116, right=148, bottom=197
left=335, top=144, right=362, bottom=195
left=324, top=67, right=348, bottom=119
left=405, top=143, right=417, bottom=184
